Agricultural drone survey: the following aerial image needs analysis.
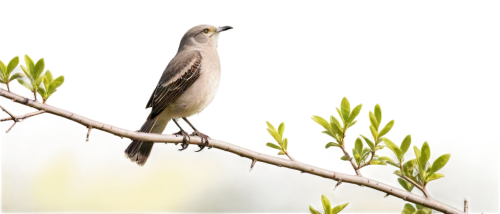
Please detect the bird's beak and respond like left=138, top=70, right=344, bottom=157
left=216, top=26, right=233, bottom=33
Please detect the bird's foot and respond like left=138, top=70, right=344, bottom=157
left=192, top=131, right=210, bottom=152
left=173, top=130, right=190, bottom=151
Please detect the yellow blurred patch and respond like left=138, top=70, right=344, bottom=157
left=0, top=162, right=16, bottom=213
left=28, top=143, right=225, bottom=212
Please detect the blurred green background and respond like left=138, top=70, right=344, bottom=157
left=0, top=0, right=500, bottom=213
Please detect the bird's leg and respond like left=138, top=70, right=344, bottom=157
left=172, top=118, right=190, bottom=151
left=182, top=117, right=211, bottom=152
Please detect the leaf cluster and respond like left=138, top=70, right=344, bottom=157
left=392, top=141, right=451, bottom=191
left=0, top=56, right=24, bottom=90
left=313, top=97, right=395, bottom=168
left=265, top=121, right=289, bottom=155
left=14, top=55, right=64, bottom=102
left=309, top=195, right=348, bottom=214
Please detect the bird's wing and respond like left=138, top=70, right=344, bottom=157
left=146, top=51, right=202, bottom=118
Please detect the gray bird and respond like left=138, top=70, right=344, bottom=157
left=125, top=24, right=232, bottom=166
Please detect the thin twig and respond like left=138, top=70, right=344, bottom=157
left=399, top=163, right=431, bottom=198
left=6, top=122, right=17, bottom=133
left=339, top=133, right=362, bottom=176
left=1, top=110, right=45, bottom=122
left=0, top=89, right=465, bottom=214
left=0, top=105, right=45, bottom=133
left=358, top=150, right=376, bottom=169
left=285, top=151, right=296, bottom=161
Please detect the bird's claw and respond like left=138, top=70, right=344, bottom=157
left=173, top=130, right=190, bottom=151
left=192, top=131, right=210, bottom=152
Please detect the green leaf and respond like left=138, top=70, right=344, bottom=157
left=321, top=195, right=332, bottom=214
left=394, top=170, right=403, bottom=177
left=264, top=120, right=277, bottom=132
left=354, top=153, right=361, bottom=164
left=312, top=116, right=332, bottom=132
left=6, top=56, right=19, bottom=76
left=322, top=130, right=336, bottom=138
left=426, top=173, right=445, bottom=182
left=335, top=106, right=346, bottom=128
left=24, top=55, right=35, bottom=72
left=283, top=138, right=288, bottom=150
left=362, top=148, right=371, bottom=162
left=382, top=138, right=403, bottom=160
left=265, top=121, right=281, bottom=144
left=402, top=203, right=416, bottom=214
left=20, top=65, right=31, bottom=79
left=375, top=145, right=384, bottom=150
left=369, top=111, right=379, bottom=130
left=370, top=160, right=386, bottom=165
left=369, top=126, right=378, bottom=140
left=17, top=79, right=33, bottom=91
left=430, top=154, right=451, bottom=174
left=325, top=142, right=339, bottom=148
left=33, top=58, right=45, bottom=79
left=12, top=72, right=26, bottom=77
left=398, top=178, right=414, bottom=192
left=378, top=120, right=394, bottom=138
left=348, top=104, right=362, bottom=124
left=335, top=134, right=342, bottom=143
left=360, top=135, right=374, bottom=150
left=331, top=202, right=349, bottom=214
left=309, top=205, right=321, bottom=214
left=400, top=135, right=411, bottom=155
left=277, top=151, right=285, bottom=155
left=44, top=70, right=54, bottom=83
left=0, top=60, right=6, bottom=76
left=342, top=97, right=351, bottom=113
left=320, top=131, right=339, bottom=146
left=374, top=155, right=398, bottom=167
left=374, top=104, right=382, bottom=123
left=419, top=142, right=431, bottom=171
left=49, top=75, right=66, bottom=92
left=403, top=159, right=417, bottom=176
left=278, top=122, right=285, bottom=137
left=414, top=146, right=421, bottom=160
left=347, top=120, right=357, bottom=128
left=340, top=156, right=349, bottom=161
left=266, top=142, right=281, bottom=150
left=355, top=138, right=363, bottom=155
left=330, top=116, right=343, bottom=134
left=340, top=108, right=351, bottom=125
left=43, top=74, right=50, bottom=89
left=37, top=86, right=49, bottom=100
left=35, top=75, right=44, bottom=88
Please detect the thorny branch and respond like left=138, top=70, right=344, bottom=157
left=0, top=88, right=464, bottom=214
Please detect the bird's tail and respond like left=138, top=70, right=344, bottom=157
left=125, top=113, right=170, bottom=166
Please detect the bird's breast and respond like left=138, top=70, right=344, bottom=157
left=167, top=50, right=221, bottom=118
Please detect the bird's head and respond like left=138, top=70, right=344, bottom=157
left=178, top=24, right=232, bottom=52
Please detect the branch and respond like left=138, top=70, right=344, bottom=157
left=0, top=89, right=464, bottom=214
left=1, top=110, right=45, bottom=122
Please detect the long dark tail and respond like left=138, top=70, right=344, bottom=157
left=125, top=115, right=165, bottom=166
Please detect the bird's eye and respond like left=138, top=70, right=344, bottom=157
left=203, top=29, right=209, bottom=34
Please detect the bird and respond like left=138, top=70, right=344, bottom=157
left=125, top=24, right=232, bottom=166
